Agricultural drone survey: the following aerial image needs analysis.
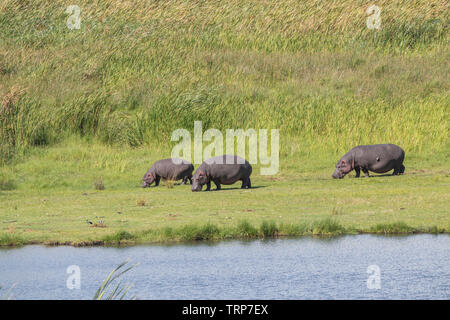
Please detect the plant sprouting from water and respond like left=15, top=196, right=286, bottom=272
left=93, top=260, right=139, bottom=300
left=0, top=283, right=16, bottom=300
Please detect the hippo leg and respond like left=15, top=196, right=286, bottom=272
left=182, top=176, right=188, bottom=184
left=354, top=167, right=360, bottom=178
left=213, top=180, right=221, bottom=191
left=241, top=177, right=251, bottom=189
left=188, top=177, right=192, bottom=184
left=205, top=181, right=211, bottom=191
left=393, top=167, right=398, bottom=175
left=362, top=168, right=370, bottom=178
left=393, top=164, right=405, bottom=176
left=154, top=176, right=161, bottom=186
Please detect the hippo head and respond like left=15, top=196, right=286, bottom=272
left=332, top=159, right=353, bottom=179
left=191, top=170, right=207, bottom=192
left=142, top=172, right=155, bottom=188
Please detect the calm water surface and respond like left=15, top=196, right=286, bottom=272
left=0, top=234, right=449, bottom=299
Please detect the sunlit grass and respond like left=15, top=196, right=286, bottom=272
left=0, top=1, right=448, bottom=245
left=93, top=260, right=138, bottom=300
left=0, top=233, right=24, bottom=246
left=0, top=0, right=448, bottom=163
left=0, top=137, right=448, bottom=246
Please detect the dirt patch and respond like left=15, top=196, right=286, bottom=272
left=90, top=223, right=107, bottom=228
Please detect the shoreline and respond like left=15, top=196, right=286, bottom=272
left=1, top=221, right=448, bottom=248
left=2, top=150, right=448, bottom=250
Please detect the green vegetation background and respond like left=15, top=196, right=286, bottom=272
left=0, top=0, right=448, bottom=245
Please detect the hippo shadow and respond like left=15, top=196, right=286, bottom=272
left=210, top=185, right=267, bottom=191
left=366, top=173, right=403, bottom=178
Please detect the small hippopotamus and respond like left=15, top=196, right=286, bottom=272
left=332, top=144, right=405, bottom=179
left=191, top=155, right=252, bottom=191
left=142, top=158, right=194, bottom=187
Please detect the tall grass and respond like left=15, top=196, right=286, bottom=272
left=0, top=218, right=445, bottom=247
left=260, top=220, right=278, bottom=238
left=370, top=222, right=415, bottom=234
left=311, top=217, right=345, bottom=235
left=0, top=0, right=448, bottom=164
left=144, top=218, right=350, bottom=242
left=237, top=220, right=259, bottom=238
left=0, top=233, right=24, bottom=246
left=93, top=260, right=138, bottom=300
left=0, top=284, right=16, bottom=300
left=102, top=230, right=135, bottom=244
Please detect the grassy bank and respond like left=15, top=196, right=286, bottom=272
left=0, top=1, right=449, bottom=245
left=0, top=139, right=448, bottom=246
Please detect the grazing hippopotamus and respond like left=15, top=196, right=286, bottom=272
left=332, top=144, right=405, bottom=179
left=191, top=155, right=252, bottom=191
left=142, top=158, right=194, bottom=187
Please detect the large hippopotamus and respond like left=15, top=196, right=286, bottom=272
left=142, top=158, right=194, bottom=187
left=332, top=144, right=405, bottom=179
left=191, top=155, right=252, bottom=191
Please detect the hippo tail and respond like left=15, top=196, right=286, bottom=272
left=398, top=146, right=405, bottom=164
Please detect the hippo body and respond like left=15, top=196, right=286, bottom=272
left=332, top=144, right=405, bottom=179
left=191, top=155, right=252, bottom=191
left=142, top=158, right=194, bottom=187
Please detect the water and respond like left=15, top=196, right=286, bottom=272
left=0, top=234, right=449, bottom=299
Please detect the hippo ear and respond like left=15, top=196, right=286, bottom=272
left=198, top=170, right=205, bottom=176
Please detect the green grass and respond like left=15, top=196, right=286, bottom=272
left=370, top=222, right=416, bottom=234
left=311, top=217, right=345, bottom=236
left=0, top=1, right=449, bottom=245
left=102, top=230, right=135, bottom=244
left=0, top=139, right=448, bottom=246
left=0, top=0, right=448, bottom=162
left=0, top=232, right=25, bottom=246
left=93, top=260, right=138, bottom=300
left=0, top=173, right=16, bottom=191
left=260, top=220, right=278, bottom=238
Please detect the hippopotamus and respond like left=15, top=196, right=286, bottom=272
left=191, top=155, right=252, bottom=191
left=142, top=158, right=194, bottom=187
left=332, top=144, right=405, bottom=179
